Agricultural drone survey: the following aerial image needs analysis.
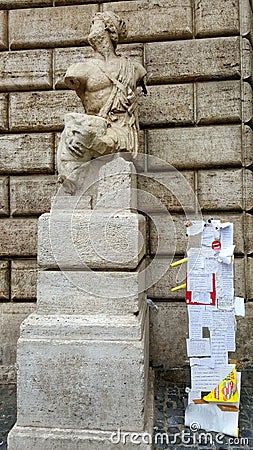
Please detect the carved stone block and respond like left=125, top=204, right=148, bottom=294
left=0, top=303, right=35, bottom=384
left=0, top=261, right=9, bottom=300
left=0, top=0, right=51, bottom=7
left=37, top=270, right=145, bottom=315
left=103, top=0, right=193, bottom=41
left=0, top=11, right=7, bottom=50
left=196, top=80, right=252, bottom=124
left=194, top=0, right=240, bottom=37
left=0, top=49, right=52, bottom=91
left=11, top=260, right=38, bottom=300
left=197, top=169, right=253, bottom=211
left=38, top=210, right=146, bottom=269
left=137, top=170, right=195, bottom=212
left=0, top=219, right=38, bottom=257
left=10, top=175, right=57, bottom=216
left=0, top=94, right=8, bottom=131
left=9, top=91, right=82, bottom=132
left=0, top=133, right=54, bottom=174
left=146, top=37, right=241, bottom=84
left=138, top=84, right=194, bottom=126
left=0, top=176, right=9, bottom=216
left=147, top=125, right=244, bottom=170
left=9, top=4, right=98, bottom=49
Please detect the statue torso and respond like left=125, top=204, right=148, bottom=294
left=66, top=57, right=123, bottom=114
left=65, top=56, right=142, bottom=116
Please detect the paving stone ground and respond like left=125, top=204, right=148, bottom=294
left=153, top=368, right=253, bottom=450
left=0, top=385, right=16, bottom=450
left=0, top=369, right=252, bottom=449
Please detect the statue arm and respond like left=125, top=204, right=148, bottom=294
left=134, top=62, right=147, bottom=95
left=134, top=62, right=147, bottom=86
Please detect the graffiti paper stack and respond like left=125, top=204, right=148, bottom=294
left=183, top=219, right=245, bottom=437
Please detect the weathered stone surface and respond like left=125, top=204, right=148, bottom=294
left=38, top=211, right=146, bottom=269
left=54, top=44, right=144, bottom=88
left=146, top=257, right=186, bottom=300
left=0, top=50, right=52, bottom=91
left=0, top=0, right=52, bottom=7
left=0, top=303, right=36, bottom=384
left=147, top=125, right=244, bottom=170
left=234, top=257, right=246, bottom=298
left=96, top=157, right=137, bottom=210
left=245, top=125, right=253, bottom=167
left=146, top=257, right=245, bottom=299
left=0, top=133, right=54, bottom=174
left=243, top=82, right=253, bottom=122
left=245, top=169, right=253, bottom=210
left=149, top=213, right=195, bottom=256
left=8, top=425, right=152, bottom=450
left=236, top=302, right=253, bottom=365
left=197, top=169, right=253, bottom=211
left=103, top=0, right=193, bottom=41
left=0, top=219, right=37, bottom=257
left=137, top=171, right=195, bottom=213
left=55, top=0, right=100, bottom=2
left=240, top=0, right=253, bottom=38
left=0, top=261, right=9, bottom=300
left=194, top=0, right=240, bottom=37
left=242, top=38, right=253, bottom=80
left=9, top=91, right=82, bottom=132
left=11, top=260, right=38, bottom=300
left=57, top=114, right=107, bottom=190
left=0, top=177, right=9, bottom=216
left=0, top=94, right=8, bottom=131
left=138, top=84, right=194, bottom=126
left=9, top=5, right=98, bottom=49
left=196, top=80, right=252, bottom=124
left=150, top=303, right=188, bottom=368
left=15, top=329, right=148, bottom=431
left=20, top=310, right=146, bottom=341
left=145, top=37, right=241, bottom=84
left=245, top=213, right=253, bottom=254
left=37, top=270, right=144, bottom=315
left=149, top=213, right=245, bottom=256
left=246, top=257, right=253, bottom=298
left=10, top=175, right=57, bottom=216
left=0, top=11, right=7, bottom=50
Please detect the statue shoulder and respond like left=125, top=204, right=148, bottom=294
left=65, top=59, right=98, bottom=78
left=64, top=59, right=99, bottom=90
left=121, top=56, right=146, bottom=83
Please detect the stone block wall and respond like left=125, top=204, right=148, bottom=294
left=0, top=0, right=252, bottom=380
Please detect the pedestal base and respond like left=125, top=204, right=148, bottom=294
left=8, top=370, right=154, bottom=450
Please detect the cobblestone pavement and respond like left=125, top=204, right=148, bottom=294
left=153, top=368, right=253, bottom=450
left=0, top=369, right=252, bottom=450
left=0, top=385, right=16, bottom=450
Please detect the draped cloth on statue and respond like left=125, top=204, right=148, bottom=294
left=96, top=56, right=140, bottom=156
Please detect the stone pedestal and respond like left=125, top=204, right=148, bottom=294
left=8, top=157, right=153, bottom=450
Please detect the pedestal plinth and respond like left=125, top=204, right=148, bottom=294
left=8, top=157, right=153, bottom=450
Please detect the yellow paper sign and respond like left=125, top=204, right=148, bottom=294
left=203, top=366, right=238, bottom=403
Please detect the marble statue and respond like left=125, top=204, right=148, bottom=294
left=57, top=11, right=147, bottom=193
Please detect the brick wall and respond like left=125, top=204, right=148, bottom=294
left=0, top=0, right=252, bottom=381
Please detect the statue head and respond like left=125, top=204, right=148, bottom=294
left=88, top=12, right=127, bottom=49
